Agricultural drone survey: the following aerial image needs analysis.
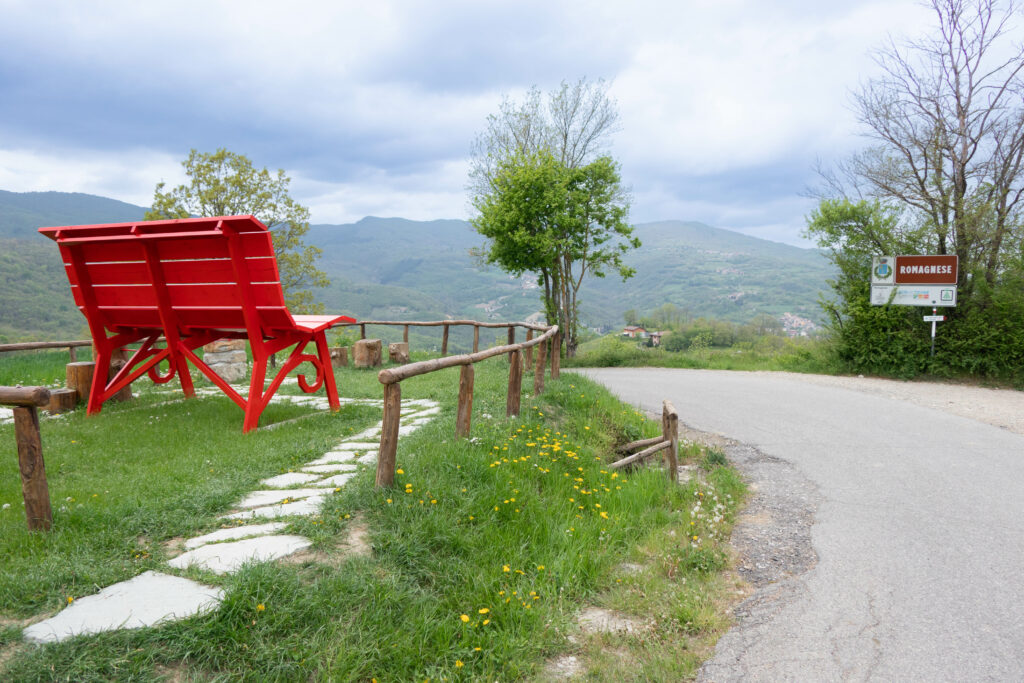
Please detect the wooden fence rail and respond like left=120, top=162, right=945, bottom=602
left=610, top=399, right=679, bottom=482
left=371, top=323, right=559, bottom=487
left=0, top=340, right=92, bottom=362
left=1, top=386, right=53, bottom=530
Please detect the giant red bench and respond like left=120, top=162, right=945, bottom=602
left=39, top=215, right=355, bottom=432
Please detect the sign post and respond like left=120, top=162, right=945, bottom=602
left=871, top=255, right=957, bottom=360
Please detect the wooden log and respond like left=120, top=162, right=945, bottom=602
left=403, top=325, right=409, bottom=344
left=507, top=326, right=515, bottom=362
left=609, top=440, right=671, bottom=470
left=534, top=337, right=546, bottom=396
left=330, top=346, right=349, bottom=368
left=473, top=325, right=480, bottom=353
left=524, top=329, right=533, bottom=367
left=441, top=324, right=449, bottom=357
left=663, top=400, right=679, bottom=483
left=353, top=339, right=382, bottom=367
left=375, top=382, right=401, bottom=488
left=14, top=405, right=52, bottom=531
left=47, top=388, right=78, bottom=414
left=388, top=342, right=410, bottom=364
left=342, top=319, right=548, bottom=331
left=66, top=362, right=95, bottom=405
left=0, top=340, right=92, bottom=353
left=0, top=385, right=51, bottom=407
left=455, top=364, right=474, bottom=438
left=615, top=435, right=665, bottom=454
left=551, top=331, right=560, bottom=380
left=109, top=348, right=133, bottom=402
left=506, top=349, right=522, bottom=417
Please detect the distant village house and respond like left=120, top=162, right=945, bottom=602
left=622, top=326, right=647, bottom=338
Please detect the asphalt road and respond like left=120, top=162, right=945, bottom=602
left=573, top=368, right=1024, bottom=682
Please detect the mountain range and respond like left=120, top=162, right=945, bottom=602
left=0, top=190, right=833, bottom=344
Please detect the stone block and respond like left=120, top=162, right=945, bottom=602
left=330, top=346, right=349, bottom=368
left=353, top=339, right=382, bottom=368
left=204, top=350, right=247, bottom=365
left=388, top=342, right=410, bottom=364
left=210, top=362, right=248, bottom=383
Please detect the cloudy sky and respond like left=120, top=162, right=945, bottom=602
left=0, top=0, right=933, bottom=245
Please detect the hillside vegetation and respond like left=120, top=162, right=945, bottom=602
left=0, top=191, right=832, bottom=343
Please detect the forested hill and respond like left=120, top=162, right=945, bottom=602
left=0, top=190, right=833, bottom=341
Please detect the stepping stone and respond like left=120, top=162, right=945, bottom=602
left=308, top=451, right=364, bottom=466
left=349, top=427, right=382, bottom=440
left=301, top=463, right=358, bottom=474
left=22, top=571, right=223, bottom=644
left=357, top=453, right=377, bottom=465
left=398, top=425, right=419, bottom=436
left=316, top=473, right=357, bottom=487
left=220, top=496, right=325, bottom=520
left=260, top=472, right=323, bottom=488
left=336, top=441, right=379, bottom=449
left=168, top=535, right=312, bottom=574
left=237, top=488, right=327, bottom=509
left=184, top=522, right=288, bottom=550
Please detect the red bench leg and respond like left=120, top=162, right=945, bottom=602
left=87, top=346, right=111, bottom=416
left=314, top=331, right=340, bottom=412
left=243, top=354, right=268, bottom=433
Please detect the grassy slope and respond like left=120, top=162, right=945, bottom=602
left=1, top=358, right=745, bottom=681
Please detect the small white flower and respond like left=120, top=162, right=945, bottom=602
left=2, top=503, right=10, bottom=510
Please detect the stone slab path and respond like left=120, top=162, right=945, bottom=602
left=21, top=389, right=439, bottom=644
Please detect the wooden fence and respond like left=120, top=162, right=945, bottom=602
left=610, top=400, right=680, bottom=482
left=1, top=385, right=53, bottom=530
left=332, top=320, right=560, bottom=487
left=0, top=340, right=92, bottom=361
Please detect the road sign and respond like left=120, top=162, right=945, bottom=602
left=893, top=254, right=958, bottom=284
left=923, top=315, right=946, bottom=322
left=871, top=284, right=957, bottom=307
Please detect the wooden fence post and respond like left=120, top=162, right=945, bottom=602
left=551, top=331, right=560, bottom=380
left=534, top=338, right=546, bottom=396
left=507, top=326, right=515, bottom=362
left=1, top=386, right=53, bottom=531
left=68, top=346, right=77, bottom=362
left=404, top=325, right=409, bottom=344
left=456, top=364, right=474, bottom=438
left=662, top=400, right=679, bottom=483
left=360, top=323, right=366, bottom=340
left=473, top=325, right=480, bottom=353
left=506, top=349, right=523, bottom=417
left=376, top=382, right=402, bottom=488
left=524, top=329, right=533, bottom=367
left=441, top=324, right=450, bottom=357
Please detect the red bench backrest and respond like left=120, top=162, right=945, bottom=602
left=39, top=216, right=295, bottom=336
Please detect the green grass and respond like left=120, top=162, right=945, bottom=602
left=567, top=333, right=841, bottom=374
left=1, top=358, right=745, bottom=681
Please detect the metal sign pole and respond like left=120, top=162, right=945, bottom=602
left=930, top=307, right=937, bottom=358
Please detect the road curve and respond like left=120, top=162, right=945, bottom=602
left=573, top=368, right=1024, bottom=682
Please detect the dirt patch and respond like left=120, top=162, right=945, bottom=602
left=283, top=515, right=372, bottom=568
left=153, top=662, right=189, bottom=682
left=541, top=654, right=583, bottom=680
left=577, top=607, right=650, bottom=635
left=161, top=536, right=185, bottom=558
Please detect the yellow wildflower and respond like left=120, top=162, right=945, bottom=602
left=460, top=614, right=470, bottom=623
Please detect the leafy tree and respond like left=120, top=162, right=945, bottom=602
left=470, top=79, right=638, bottom=356
left=145, top=148, right=328, bottom=312
left=472, top=150, right=637, bottom=356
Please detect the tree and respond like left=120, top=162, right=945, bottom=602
left=472, top=150, right=638, bottom=356
left=145, top=148, right=328, bottom=312
left=469, top=79, right=638, bottom=355
left=820, top=0, right=1024, bottom=295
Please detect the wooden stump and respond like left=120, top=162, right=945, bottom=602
left=455, top=364, right=474, bottom=438
left=109, top=349, right=133, bottom=402
left=330, top=347, right=349, bottom=368
left=47, top=388, right=78, bottom=414
left=66, top=362, right=95, bottom=405
left=388, top=342, right=410, bottom=364
left=353, top=339, right=382, bottom=368
left=506, top=349, right=523, bottom=417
